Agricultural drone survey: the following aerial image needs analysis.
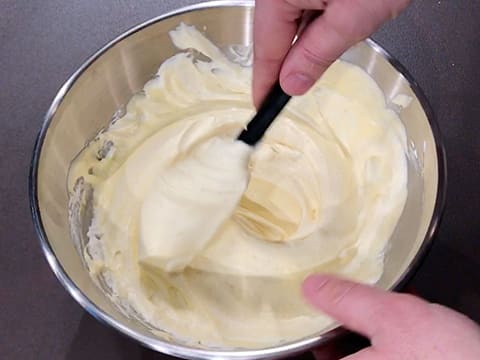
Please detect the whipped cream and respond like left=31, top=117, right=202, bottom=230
left=68, top=23, right=408, bottom=347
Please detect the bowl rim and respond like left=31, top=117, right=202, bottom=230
left=29, top=0, right=447, bottom=358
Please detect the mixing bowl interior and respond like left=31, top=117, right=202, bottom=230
left=30, top=2, right=445, bottom=359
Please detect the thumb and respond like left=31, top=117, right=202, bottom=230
left=302, top=274, right=425, bottom=339
left=279, top=0, right=410, bottom=95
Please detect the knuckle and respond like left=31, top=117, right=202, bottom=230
left=298, top=44, right=334, bottom=69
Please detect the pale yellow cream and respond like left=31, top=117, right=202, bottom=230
left=68, top=23, right=408, bottom=347
left=139, top=137, right=252, bottom=272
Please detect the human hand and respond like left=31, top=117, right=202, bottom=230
left=303, top=275, right=480, bottom=359
left=253, top=0, right=411, bottom=107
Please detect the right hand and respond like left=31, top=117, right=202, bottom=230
left=253, top=0, right=411, bottom=107
left=303, top=275, right=480, bottom=359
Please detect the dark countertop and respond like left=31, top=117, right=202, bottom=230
left=1, top=1, right=479, bottom=359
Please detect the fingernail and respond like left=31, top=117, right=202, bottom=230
left=282, top=73, right=315, bottom=95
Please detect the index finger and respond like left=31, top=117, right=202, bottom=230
left=252, top=0, right=300, bottom=108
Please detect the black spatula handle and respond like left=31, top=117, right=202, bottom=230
left=238, top=82, right=291, bottom=146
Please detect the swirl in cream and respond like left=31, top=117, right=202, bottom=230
left=68, top=23, right=408, bottom=347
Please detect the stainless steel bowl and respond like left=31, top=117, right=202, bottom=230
left=29, top=1, right=446, bottom=359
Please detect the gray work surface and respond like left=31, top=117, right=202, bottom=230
left=1, top=1, right=479, bottom=359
